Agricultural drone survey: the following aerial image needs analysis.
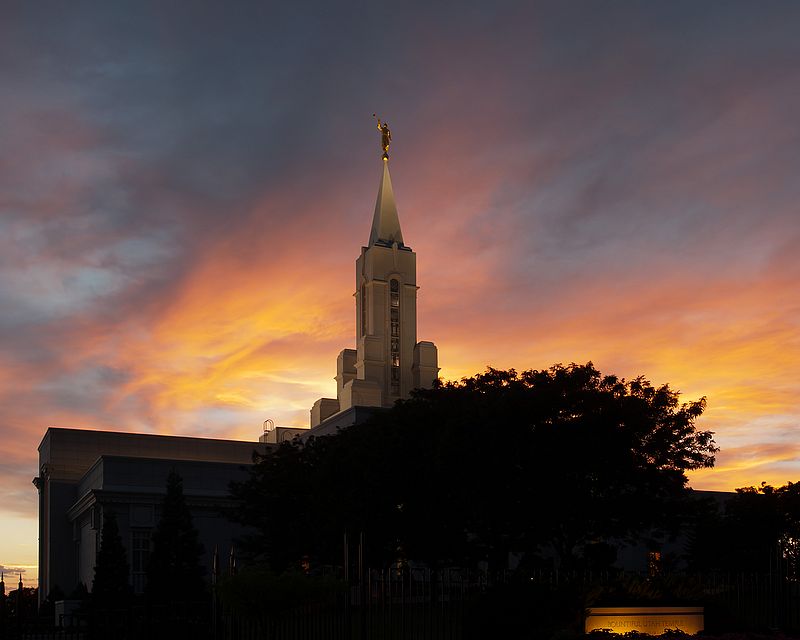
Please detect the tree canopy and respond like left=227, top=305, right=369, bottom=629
left=688, top=481, right=800, bottom=577
left=230, top=363, right=717, bottom=572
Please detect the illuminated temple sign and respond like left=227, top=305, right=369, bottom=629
left=585, top=607, right=704, bottom=635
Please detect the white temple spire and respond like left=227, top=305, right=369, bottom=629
left=309, top=118, right=438, bottom=429
left=368, top=160, right=404, bottom=247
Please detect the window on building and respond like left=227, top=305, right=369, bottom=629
left=389, top=279, right=400, bottom=395
left=361, top=284, right=367, bottom=336
left=131, top=529, right=152, bottom=594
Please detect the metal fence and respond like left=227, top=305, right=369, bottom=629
left=2, top=570, right=799, bottom=640
left=217, top=568, right=486, bottom=640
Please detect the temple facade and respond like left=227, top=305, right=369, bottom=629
left=34, top=427, right=263, bottom=601
left=310, top=158, right=439, bottom=428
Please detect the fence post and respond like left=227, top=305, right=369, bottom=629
left=360, top=532, right=366, bottom=640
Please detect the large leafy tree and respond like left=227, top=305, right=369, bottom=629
left=146, top=470, right=206, bottom=602
left=230, top=363, right=717, bottom=571
left=689, top=481, right=800, bottom=577
left=92, top=510, right=131, bottom=607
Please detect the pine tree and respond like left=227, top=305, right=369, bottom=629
left=146, top=470, right=206, bottom=603
left=92, top=510, right=131, bottom=607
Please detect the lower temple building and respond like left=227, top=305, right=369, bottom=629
left=34, top=427, right=265, bottom=599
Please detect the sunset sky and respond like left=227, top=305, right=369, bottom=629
left=1, top=1, right=799, bottom=587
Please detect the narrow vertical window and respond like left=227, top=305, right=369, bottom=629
left=390, top=279, right=400, bottom=394
left=131, top=530, right=151, bottom=594
left=361, top=284, right=367, bottom=336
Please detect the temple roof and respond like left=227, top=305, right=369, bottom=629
left=368, top=160, right=404, bottom=247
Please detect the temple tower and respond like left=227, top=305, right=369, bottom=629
left=310, top=136, right=439, bottom=427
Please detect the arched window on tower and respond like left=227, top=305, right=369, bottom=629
left=390, top=279, right=400, bottom=395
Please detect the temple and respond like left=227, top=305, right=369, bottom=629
left=309, top=156, right=439, bottom=429
left=33, top=130, right=441, bottom=602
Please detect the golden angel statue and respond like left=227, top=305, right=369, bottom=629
left=373, top=114, right=392, bottom=160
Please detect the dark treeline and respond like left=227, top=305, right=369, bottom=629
left=88, top=469, right=205, bottom=607
left=19, top=363, right=800, bottom=639
left=218, top=363, right=800, bottom=636
left=689, top=480, right=800, bottom=576
left=229, top=362, right=719, bottom=573
left=32, top=470, right=208, bottom=639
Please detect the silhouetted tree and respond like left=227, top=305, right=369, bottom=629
left=688, top=481, right=800, bottom=577
left=146, top=470, right=206, bottom=603
left=6, top=585, right=37, bottom=621
left=231, top=363, right=717, bottom=571
left=92, top=510, right=131, bottom=607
